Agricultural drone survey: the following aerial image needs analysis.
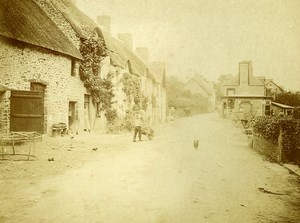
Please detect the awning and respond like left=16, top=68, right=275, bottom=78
left=271, top=102, right=294, bottom=109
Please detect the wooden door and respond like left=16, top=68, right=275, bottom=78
left=10, top=90, right=44, bottom=133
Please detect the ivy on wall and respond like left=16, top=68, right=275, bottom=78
left=79, top=35, right=115, bottom=120
left=121, top=73, right=140, bottom=103
left=121, top=72, right=149, bottom=111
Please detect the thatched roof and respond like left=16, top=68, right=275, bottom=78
left=149, top=62, right=166, bottom=86
left=0, top=0, right=82, bottom=59
left=101, top=30, right=147, bottom=76
left=50, top=0, right=97, bottom=39
left=49, top=1, right=147, bottom=76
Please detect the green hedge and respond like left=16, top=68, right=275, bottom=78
left=253, top=116, right=300, bottom=161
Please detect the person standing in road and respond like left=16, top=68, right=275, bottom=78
left=133, top=111, right=143, bottom=142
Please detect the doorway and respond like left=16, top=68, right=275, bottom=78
left=10, top=90, right=44, bottom=133
left=68, top=101, right=77, bottom=131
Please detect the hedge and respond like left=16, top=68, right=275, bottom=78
left=253, top=116, right=300, bottom=161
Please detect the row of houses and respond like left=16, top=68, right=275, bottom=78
left=0, top=0, right=167, bottom=135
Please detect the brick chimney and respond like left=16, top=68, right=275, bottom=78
left=239, top=61, right=253, bottom=86
left=118, top=33, right=133, bottom=51
left=135, top=47, right=149, bottom=63
left=97, top=15, right=111, bottom=33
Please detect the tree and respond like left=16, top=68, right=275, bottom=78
left=275, top=91, right=300, bottom=106
left=166, top=76, right=209, bottom=115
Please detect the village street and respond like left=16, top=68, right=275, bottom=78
left=0, top=113, right=300, bottom=223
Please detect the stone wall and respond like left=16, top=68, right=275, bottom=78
left=252, top=135, right=281, bottom=162
left=0, top=38, right=86, bottom=134
left=0, top=91, right=10, bottom=133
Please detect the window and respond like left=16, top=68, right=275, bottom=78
left=226, top=88, right=235, bottom=96
left=71, top=59, right=76, bottom=76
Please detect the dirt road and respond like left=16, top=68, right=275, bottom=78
left=1, top=114, right=299, bottom=222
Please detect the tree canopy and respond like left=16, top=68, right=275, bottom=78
left=166, top=76, right=209, bottom=115
left=275, top=91, right=300, bottom=106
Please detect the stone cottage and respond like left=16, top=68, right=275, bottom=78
left=97, top=17, right=167, bottom=125
left=0, top=0, right=87, bottom=134
left=0, top=0, right=167, bottom=134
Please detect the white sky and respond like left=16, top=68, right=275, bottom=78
left=76, top=0, right=300, bottom=90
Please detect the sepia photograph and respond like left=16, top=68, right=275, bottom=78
left=0, top=0, right=300, bottom=222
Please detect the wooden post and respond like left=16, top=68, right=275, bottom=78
left=12, top=138, right=15, bottom=155
left=278, top=128, right=283, bottom=162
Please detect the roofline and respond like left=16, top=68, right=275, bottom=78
left=266, top=80, right=285, bottom=91
left=185, top=78, right=211, bottom=95
left=0, top=34, right=83, bottom=60
left=271, top=101, right=294, bottom=109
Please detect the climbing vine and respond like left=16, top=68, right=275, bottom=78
left=121, top=73, right=140, bottom=103
left=79, top=35, right=115, bottom=118
left=121, top=72, right=150, bottom=111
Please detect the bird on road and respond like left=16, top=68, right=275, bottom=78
left=193, top=139, right=199, bottom=149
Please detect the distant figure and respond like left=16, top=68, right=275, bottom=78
left=193, top=139, right=199, bottom=149
left=133, top=111, right=143, bottom=142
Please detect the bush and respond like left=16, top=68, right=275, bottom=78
left=106, top=109, right=135, bottom=133
left=253, top=116, right=280, bottom=143
left=104, top=108, right=117, bottom=123
left=253, top=116, right=300, bottom=161
left=293, top=107, right=300, bottom=119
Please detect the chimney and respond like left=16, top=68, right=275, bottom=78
left=97, top=15, right=111, bottom=33
left=118, top=33, right=133, bottom=51
left=239, top=61, right=253, bottom=86
left=135, top=47, right=149, bottom=63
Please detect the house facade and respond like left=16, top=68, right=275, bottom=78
left=0, top=0, right=167, bottom=134
left=257, top=77, right=285, bottom=99
left=0, top=0, right=87, bottom=134
left=98, top=23, right=167, bottom=125
left=184, top=75, right=216, bottom=111
left=220, top=61, right=272, bottom=119
left=149, top=62, right=167, bottom=123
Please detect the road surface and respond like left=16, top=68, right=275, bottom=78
left=1, top=113, right=299, bottom=222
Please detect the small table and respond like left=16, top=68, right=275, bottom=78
left=0, top=131, right=42, bottom=160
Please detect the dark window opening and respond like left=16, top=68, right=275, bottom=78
left=71, top=59, right=76, bottom=76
